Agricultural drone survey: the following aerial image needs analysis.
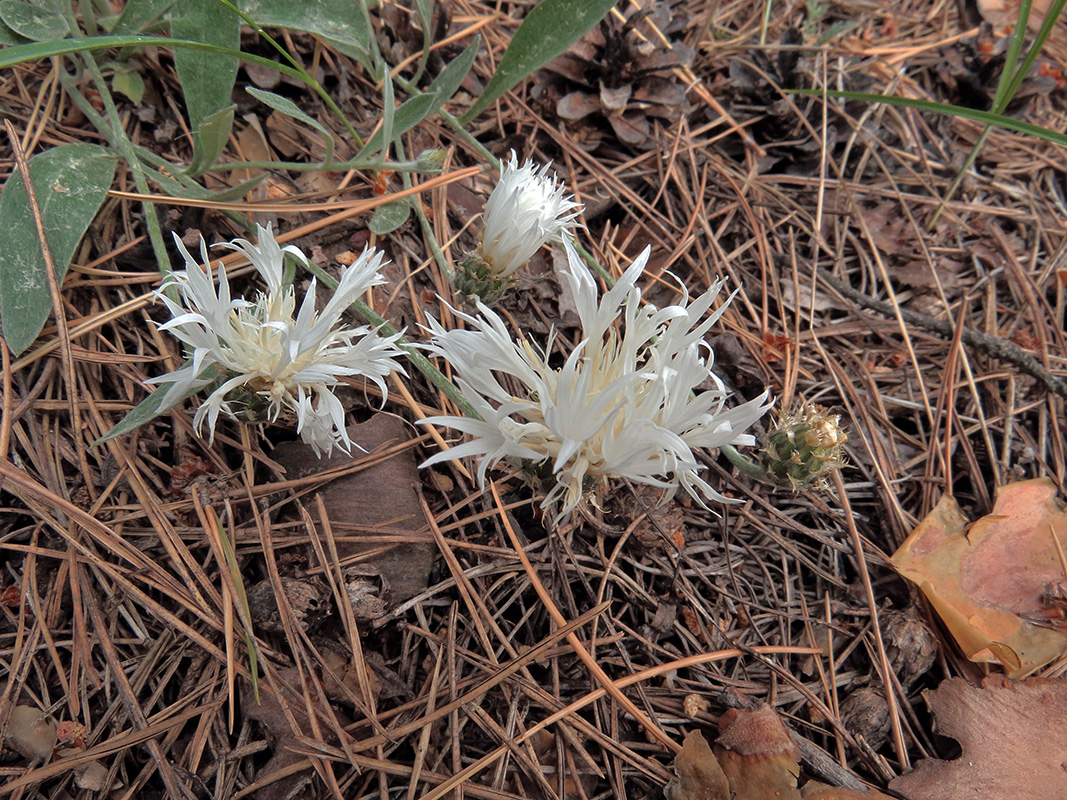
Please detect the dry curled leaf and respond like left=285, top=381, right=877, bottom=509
left=890, top=676, right=1067, bottom=800
left=667, top=730, right=730, bottom=800
left=714, top=705, right=801, bottom=800
left=891, top=479, right=1067, bottom=676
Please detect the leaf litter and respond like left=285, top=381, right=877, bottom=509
left=2, top=0, right=1067, bottom=798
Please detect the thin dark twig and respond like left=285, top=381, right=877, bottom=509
left=820, top=272, right=1067, bottom=400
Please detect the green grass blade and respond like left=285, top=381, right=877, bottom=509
left=790, top=89, right=1067, bottom=146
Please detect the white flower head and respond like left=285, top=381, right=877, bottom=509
left=421, top=237, right=773, bottom=523
left=149, top=223, right=406, bottom=456
left=477, top=151, right=582, bottom=280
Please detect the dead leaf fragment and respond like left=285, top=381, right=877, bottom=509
left=714, top=705, right=802, bottom=800
left=667, top=730, right=730, bottom=800
left=74, top=761, right=109, bottom=791
left=273, top=415, right=434, bottom=610
left=3, top=705, right=57, bottom=760
left=801, top=781, right=895, bottom=799
left=320, top=648, right=382, bottom=705
left=890, top=479, right=1067, bottom=676
left=889, top=676, right=1067, bottom=800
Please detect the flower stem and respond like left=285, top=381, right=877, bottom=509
left=720, top=442, right=770, bottom=482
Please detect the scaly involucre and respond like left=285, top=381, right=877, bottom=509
left=149, top=224, right=406, bottom=456
left=478, top=151, right=582, bottom=279
left=421, top=237, right=773, bottom=522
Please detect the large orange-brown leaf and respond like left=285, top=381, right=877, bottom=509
left=891, top=478, right=1067, bottom=676
left=890, top=676, right=1067, bottom=800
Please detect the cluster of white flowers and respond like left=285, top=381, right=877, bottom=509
left=149, top=159, right=770, bottom=521
left=420, top=237, right=773, bottom=522
left=150, top=224, right=405, bottom=456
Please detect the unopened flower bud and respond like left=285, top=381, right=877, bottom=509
left=452, top=151, right=581, bottom=304
left=415, top=149, right=446, bottom=171
left=760, top=404, right=847, bottom=489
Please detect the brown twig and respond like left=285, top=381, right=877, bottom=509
left=821, top=271, right=1067, bottom=401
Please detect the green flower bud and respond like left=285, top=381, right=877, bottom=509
left=415, top=149, right=446, bottom=171
left=451, top=252, right=511, bottom=305
left=760, top=405, right=848, bottom=489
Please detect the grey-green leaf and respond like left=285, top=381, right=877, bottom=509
left=356, top=37, right=480, bottom=161
left=148, top=167, right=266, bottom=202
left=0, top=0, right=69, bottom=42
left=460, top=0, right=617, bottom=123
left=242, top=0, right=371, bottom=68
left=0, top=144, right=116, bottom=356
left=185, top=105, right=235, bottom=177
left=424, top=35, right=480, bottom=117
left=0, top=14, right=25, bottom=44
left=172, top=0, right=240, bottom=173
left=246, top=86, right=335, bottom=165
left=94, top=366, right=220, bottom=446
left=368, top=200, right=411, bottom=235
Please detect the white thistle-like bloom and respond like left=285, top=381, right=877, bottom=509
left=149, top=224, right=406, bottom=456
left=477, top=151, right=582, bottom=279
left=421, top=237, right=773, bottom=522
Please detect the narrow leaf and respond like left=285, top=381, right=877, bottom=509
left=246, top=86, right=335, bottom=165
left=0, top=144, right=116, bottom=356
left=424, top=35, right=480, bottom=118
left=171, top=0, right=240, bottom=172
left=93, top=365, right=220, bottom=446
left=213, top=518, right=261, bottom=704
left=460, top=0, right=617, bottom=123
left=355, top=37, right=479, bottom=161
left=368, top=200, right=411, bottom=235
left=356, top=92, right=435, bottom=162
left=148, top=168, right=266, bottom=202
left=185, top=105, right=235, bottom=177
left=0, top=35, right=301, bottom=76
left=791, top=89, right=1067, bottom=147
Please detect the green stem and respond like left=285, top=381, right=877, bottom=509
left=392, top=137, right=454, bottom=283
left=203, top=156, right=431, bottom=174
left=70, top=48, right=172, bottom=287
left=720, top=443, right=771, bottom=482
left=216, top=0, right=365, bottom=148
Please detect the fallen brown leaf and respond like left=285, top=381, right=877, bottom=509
left=714, top=705, right=802, bottom=800
left=3, top=705, right=57, bottom=761
left=890, top=479, right=1067, bottom=676
left=667, top=730, right=730, bottom=800
left=273, top=414, right=435, bottom=610
left=890, top=676, right=1067, bottom=800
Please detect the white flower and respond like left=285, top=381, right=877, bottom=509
left=420, top=237, right=773, bottom=522
left=149, top=224, right=406, bottom=456
left=477, top=151, right=582, bottom=279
